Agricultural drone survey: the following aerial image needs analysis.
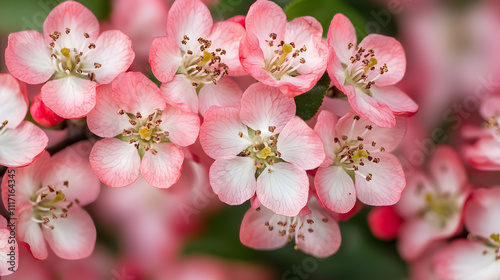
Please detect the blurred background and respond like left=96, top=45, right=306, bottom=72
left=1, top=0, right=500, bottom=279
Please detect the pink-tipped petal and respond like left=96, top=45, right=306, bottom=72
left=167, top=0, right=213, bottom=45
left=395, top=171, right=433, bottom=219
left=479, top=96, right=500, bottom=121
left=198, top=77, right=243, bottom=116
left=359, top=34, right=406, bottom=86
left=354, top=152, right=405, bottom=206
left=313, top=110, right=338, bottom=165
left=43, top=1, right=99, bottom=43
left=200, top=106, right=252, bottom=159
left=89, top=138, right=141, bottom=187
left=159, top=75, right=199, bottom=113
left=0, top=121, right=48, bottom=168
left=347, top=86, right=396, bottom=128
left=5, top=31, right=54, bottom=84
left=314, top=166, right=356, bottom=214
left=256, top=162, right=309, bottom=217
left=277, top=116, right=325, bottom=170
left=41, top=76, right=97, bottom=119
left=370, top=85, right=418, bottom=117
left=84, top=30, right=135, bottom=84
left=327, top=14, right=357, bottom=65
left=42, top=141, right=100, bottom=206
left=465, top=138, right=500, bottom=171
left=87, top=84, right=131, bottom=137
left=429, top=145, right=468, bottom=195
left=140, top=143, right=184, bottom=189
left=245, top=0, right=286, bottom=47
left=240, top=206, right=287, bottom=250
left=465, top=187, right=500, bottom=238
left=42, top=205, right=96, bottom=260
left=159, top=106, right=200, bottom=147
left=0, top=225, right=17, bottom=275
left=209, top=21, right=245, bottom=76
left=239, top=83, right=296, bottom=137
left=30, top=94, right=65, bottom=127
left=0, top=73, right=28, bottom=128
left=209, top=156, right=257, bottom=205
left=18, top=211, right=48, bottom=260
left=150, top=36, right=182, bottom=83
left=112, top=72, right=165, bottom=114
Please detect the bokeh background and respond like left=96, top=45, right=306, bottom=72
left=1, top=0, right=499, bottom=279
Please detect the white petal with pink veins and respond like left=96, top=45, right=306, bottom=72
left=140, top=143, right=184, bottom=189
left=240, top=206, right=288, bottom=250
left=0, top=121, right=48, bottom=168
left=160, top=74, right=199, bottom=113
left=159, top=106, right=200, bottom=147
left=0, top=74, right=28, bottom=128
left=198, top=77, right=242, bottom=116
left=210, top=156, right=257, bottom=205
left=314, top=165, right=356, bottom=214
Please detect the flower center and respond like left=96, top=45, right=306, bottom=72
left=421, top=192, right=459, bottom=228
left=237, top=126, right=282, bottom=173
left=30, top=182, right=75, bottom=230
left=344, top=44, right=388, bottom=92
left=333, top=115, right=384, bottom=182
left=179, top=35, right=228, bottom=87
left=119, top=108, right=168, bottom=156
left=483, top=115, right=500, bottom=141
left=263, top=33, right=307, bottom=80
left=467, top=233, right=500, bottom=260
left=48, top=28, right=101, bottom=82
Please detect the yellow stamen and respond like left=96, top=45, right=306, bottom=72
left=364, top=58, right=378, bottom=72
left=277, top=43, right=293, bottom=66
left=139, top=127, right=153, bottom=140
left=491, top=234, right=500, bottom=243
left=197, top=51, right=213, bottom=66
left=60, top=48, right=72, bottom=69
left=51, top=192, right=66, bottom=205
left=257, top=147, right=272, bottom=159
left=352, top=150, right=368, bottom=159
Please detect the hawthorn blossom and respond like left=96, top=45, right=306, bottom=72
left=0, top=73, right=48, bottom=167
left=149, top=0, right=245, bottom=115
left=88, top=72, right=200, bottom=189
left=395, top=145, right=471, bottom=261
left=0, top=215, right=17, bottom=276
left=465, top=95, right=500, bottom=170
left=5, top=1, right=135, bottom=118
left=239, top=0, right=328, bottom=98
left=0, top=141, right=100, bottom=260
left=313, top=110, right=406, bottom=214
left=327, top=14, right=418, bottom=128
left=240, top=196, right=341, bottom=258
left=200, top=82, right=325, bottom=216
left=434, top=187, right=500, bottom=280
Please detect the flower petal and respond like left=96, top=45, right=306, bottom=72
left=370, top=85, right=418, bottom=117
left=18, top=211, right=48, bottom=260
left=209, top=156, right=257, bottom=205
left=359, top=34, right=406, bottom=86
left=313, top=110, right=338, bottom=165
left=209, top=21, right=245, bottom=76
left=465, top=187, right=500, bottom=238
left=200, top=106, right=252, bottom=159
left=240, top=206, right=288, bottom=250
left=160, top=74, right=199, bottom=113
left=166, top=0, right=213, bottom=46
left=0, top=121, right=48, bottom=168
left=112, top=72, right=165, bottom=114
left=149, top=36, right=182, bottom=83
left=0, top=73, right=28, bottom=128
left=395, top=171, right=433, bottom=219
left=83, top=30, right=135, bottom=84
left=346, top=86, right=396, bottom=128
left=140, top=143, right=184, bottom=189
left=198, top=77, right=243, bottom=116
left=429, top=145, right=468, bottom=195
left=89, top=138, right=140, bottom=187
left=245, top=0, right=286, bottom=47
left=42, top=205, right=96, bottom=260
left=277, top=116, right=325, bottom=170
left=354, top=152, right=405, bottom=206
left=314, top=165, right=356, bottom=214
left=159, top=105, right=200, bottom=147
left=239, top=82, right=296, bottom=137
left=327, top=13, right=357, bottom=65
left=5, top=31, right=54, bottom=84
left=465, top=138, right=500, bottom=171
left=41, top=76, right=97, bottom=119
left=42, top=141, right=100, bottom=206
left=256, top=162, right=309, bottom=217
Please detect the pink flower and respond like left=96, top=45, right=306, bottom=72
left=465, top=96, right=500, bottom=170
left=0, top=141, right=100, bottom=260
left=149, top=0, right=245, bottom=115
left=327, top=14, right=418, bottom=128
left=240, top=196, right=341, bottom=258
left=0, top=215, right=17, bottom=276
left=0, top=74, right=48, bottom=167
left=434, top=187, right=500, bottom=280
left=88, top=72, right=200, bottom=189
left=313, top=110, right=406, bottom=214
left=200, top=82, right=325, bottom=216
left=396, top=145, right=471, bottom=261
left=5, top=1, right=135, bottom=119
left=239, top=0, right=327, bottom=98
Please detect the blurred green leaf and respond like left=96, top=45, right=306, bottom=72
left=294, top=73, right=330, bottom=121
left=284, top=0, right=366, bottom=38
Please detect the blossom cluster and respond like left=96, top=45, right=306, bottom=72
left=0, top=0, right=499, bottom=279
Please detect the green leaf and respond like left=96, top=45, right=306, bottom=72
left=294, top=73, right=330, bottom=121
left=284, top=0, right=366, bottom=39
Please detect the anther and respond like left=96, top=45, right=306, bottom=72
left=94, top=63, right=102, bottom=69
left=88, top=43, right=96, bottom=49
left=366, top=173, right=373, bottom=181
left=83, top=33, right=89, bottom=38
